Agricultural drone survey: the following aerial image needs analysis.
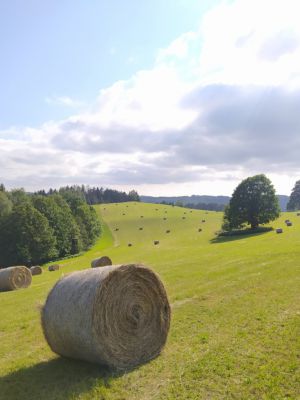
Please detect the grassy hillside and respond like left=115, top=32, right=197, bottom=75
left=0, top=202, right=299, bottom=400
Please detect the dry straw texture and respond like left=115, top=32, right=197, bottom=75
left=0, top=266, right=32, bottom=291
left=91, top=256, right=112, bottom=268
left=48, top=264, right=60, bottom=272
left=42, top=264, right=171, bottom=370
left=30, top=266, right=43, bottom=275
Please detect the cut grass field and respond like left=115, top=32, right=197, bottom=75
left=0, top=202, right=299, bottom=400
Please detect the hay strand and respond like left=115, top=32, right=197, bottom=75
left=42, top=264, right=171, bottom=370
left=91, top=256, right=112, bottom=268
left=30, top=266, right=42, bottom=275
left=0, top=266, right=32, bottom=291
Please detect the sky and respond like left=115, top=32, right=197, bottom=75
left=0, top=0, right=299, bottom=196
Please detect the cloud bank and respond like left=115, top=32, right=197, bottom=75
left=1, top=0, right=300, bottom=195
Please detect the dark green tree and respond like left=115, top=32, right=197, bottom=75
left=222, top=174, right=280, bottom=230
left=0, top=203, right=57, bottom=266
left=287, top=180, right=300, bottom=211
left=74, top=204, right=101, bottom=249
left=32, top=194, right=81, bottom=257
left=0, top=191, right=12, bottom=218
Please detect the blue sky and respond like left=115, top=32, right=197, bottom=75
left=0, top=0, right=300, bottom=195
left=0, top=0, right=219, bottom=128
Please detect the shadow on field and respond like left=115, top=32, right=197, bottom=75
left=210, top=230, right=270, bottom=244
left=0, top=357, right=124, bottom=400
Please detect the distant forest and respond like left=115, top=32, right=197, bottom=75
left=36, top=185, right=140, bottom=204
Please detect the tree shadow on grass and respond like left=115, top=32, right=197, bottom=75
left=210, top=228, right=273, bottom=244
left=0, top=357, right=125, bottom=400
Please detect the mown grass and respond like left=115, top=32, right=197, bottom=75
left=0, top=202, right=299, bottom=400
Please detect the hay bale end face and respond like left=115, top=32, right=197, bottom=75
left=30, top=266, right=42, bottom=275
left=48, top=264, right=60, bottom=272
left=42, top=264, right=171, bottom=370
left=276, top=228, right=283, bottom=234
left=154, top=240, right=159, bottom=245
left=91, top=256, right=112, bottom=268
left=0, top=266, right=32, bottom=291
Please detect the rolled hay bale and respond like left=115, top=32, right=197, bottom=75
left=139, top=227, right=143, bottom=230
left=198, top=228, right=202, bottom=232
left=154, top=240, right=159, bottom=245
left=166, top=230, right=170, bottom=233
left=286, top=221, right=293, bottom=226
left=202, top=219, right=206, bottom=223
left=42, top=264, right=171, bottom=370
left=30, top=266, right=42, bottom=275
left=48, top=264, right=60, bottom=272
left=276, top=228, right=283, bottom=234
left=115, top=228, right=119, bottom=231
left=297, top=212, right=300, bottom=216
left=128, top=243, right=132, bottom=247
left=182, top=217, right=186, bottom=219
left=140, top=215, right=144, bottom=218
left=91, top=256, right=112, bottom=269
left=163, top=217, right=167, bottom=220
left=0, top=266, right=32, bottom=292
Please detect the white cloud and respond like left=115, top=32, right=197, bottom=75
left=45, top=96, right=85, bottom=108
left=1, top=0, right=300, bottom=195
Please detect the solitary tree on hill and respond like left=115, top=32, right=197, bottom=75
left=222, top=174, right=280, bottom=231
left=287, top=180, right=300, bottom=211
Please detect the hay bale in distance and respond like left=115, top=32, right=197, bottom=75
left=198, top=228, right=202, bottom=232
left=140, top=216, right=144, bottom=218
left=91, top=256, right=112, bottom=268
left=297, top=212, right=300, bottom=216
left=30, top=266, right=42, bottom=275
left=48, top=264, right=60, bottom=272
left=276, top=228, right=283, bottom=234
left=202, top=219, right=206, bottom=223
left=182, top=217, right=186, bottom=219
left=163, top=217, right=167, bottom=220
left=166, top=230, right=170, bottom=233
left=0, top=266, right=32, bottom=291
left=286, top=221, right=293, bottom=226
left=128, top=243, right=132, bottom=247
left=139, top=227, right=143, bottom=230
left=42, top=264, right=171, bottom=370
left=154, top=240, right=159, bottom=245
left=115, top=228, right=119, bottom=231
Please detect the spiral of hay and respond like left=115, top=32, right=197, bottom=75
left=91, top=256, right=112, bottom=268
left=0, top=266, right=32, bottom=291
left=48, top=264, right=60, bottom=272
left=30, top=266, right=43, bottom=275
left=42, top=264, right=171, bottom=370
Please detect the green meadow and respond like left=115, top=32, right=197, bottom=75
left=0, top=202, right=299, bottom=400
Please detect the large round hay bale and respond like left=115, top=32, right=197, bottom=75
left=42, top=264, right=171, bottom=370
left=91, top=256, right=112, bottom=268
left=48, top=264, right=60, bottom=272
left=276, top=228, right=283, bottom=234
left=30, top=266, right=42, bottom=275
left=0, top=266, right=32, bottom=292
left=154, top=240, right=159, bottom=245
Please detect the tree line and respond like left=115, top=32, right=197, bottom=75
left=0, top=185, right=101, bottom=267
left=36, top=185, right=140, bottom=204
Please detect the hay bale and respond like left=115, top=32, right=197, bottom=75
left=122, top=213, right=126, bottom=216
left=276, top=228, right=283, bottom=234
left=198, top=228, right=202, bottom=232
left=115, top=228, right=119, bottom=231
left=139, top=227, right=143, bottom=230
left=297, top=212, right=300, bottom=216
left=91, top=256, right=112, bottom=268
left=154, top=240, right=159, bottom=245
left=182, top=217, right=186, bottom=219
left=202, top=219, right=206, bottom=223
left=30, top=266, right=42, bottom=275
left=48, top=264, right=60, bottom=272
left=128, top=243, right=132, bottom=247
left=0, top=266, right=32, bottom=291
left=286, top=221, right=293, bottom=226
left=163, top=217, right=167, bottom=220
left=166, top=230, right=170, bottom=233
left=140, top=216, right=144, bottom=218
left=41, top=264, right=171, bottom=370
